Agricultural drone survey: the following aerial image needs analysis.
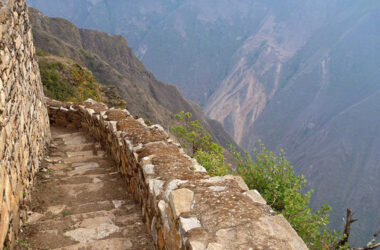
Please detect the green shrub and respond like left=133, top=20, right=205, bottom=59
left=232, top=141, right=343, bottom=249
left=172, top=111, right=228, bottom=176
left=38, top=58, right=103, bottom=102
left=39, top=61, right=75, bottom=101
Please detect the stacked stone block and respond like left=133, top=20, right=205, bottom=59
left=0, top=0, right=50, bottom=248
left=47, top=98, right=307, bottom=250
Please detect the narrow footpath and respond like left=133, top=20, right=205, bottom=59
left=17, top=126, right=154, bottom=249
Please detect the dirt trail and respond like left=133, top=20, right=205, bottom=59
left=17, top=126, right=154, bottom=249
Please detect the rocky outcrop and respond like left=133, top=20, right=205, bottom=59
left=0, top=0, right=50, bottom=248
left=46, top=98, right=307, bottom=249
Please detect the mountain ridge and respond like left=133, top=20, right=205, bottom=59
left=28, top=7, right=238, bottom=151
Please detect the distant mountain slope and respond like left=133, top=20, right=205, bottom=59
left=29, top=8, right=237, bottom=150
left=207, top=1, right=380, bottom=244
left=238, top=5, right=380, bottom=244
left=26, top=0, right=268, bottom=106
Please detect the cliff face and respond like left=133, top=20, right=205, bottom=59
left=205, top=11, right=314, bottom=144
left=0, top=0, right=50, bottom=248
left=28, top=8, right=237, bottom=150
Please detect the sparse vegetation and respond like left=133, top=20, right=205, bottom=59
left=39, top=57, right=101, bottom=102
left=17, top=239, right=31, bottom=249
left=38, top=51, right=127, bottom=108
left=62, top=210, right=70, bottom=217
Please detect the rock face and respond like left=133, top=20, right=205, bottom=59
left=0, top=0, right=50, bottom=248
left=46, top=98, right=308, bottom=249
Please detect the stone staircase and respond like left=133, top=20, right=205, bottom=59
left=17, top=126, right=154, bottom=249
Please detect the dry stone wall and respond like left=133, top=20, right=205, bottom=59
left=0, top=0, right=50, bottom=248
left=47, top=98, right=308, bottom=250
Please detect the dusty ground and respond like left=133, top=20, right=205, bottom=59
left=16, top=126, right=154, bottom=249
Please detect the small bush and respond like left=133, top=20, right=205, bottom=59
left=38, top=58, right=102, bottom=102
left=39, top=61, right=75, bottom=101
left=233, top=141, right=343, bottom=249
left=172, top=111, right=229, bottom=176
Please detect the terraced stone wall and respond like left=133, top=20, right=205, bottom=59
left=0, top=0, right=50, bottom=248
left=46, top=98, right=307, bottom=250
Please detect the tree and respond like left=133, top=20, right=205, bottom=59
left=335, top=209, right=380, bottom=250
left=171, top=111, right=228, bottom=176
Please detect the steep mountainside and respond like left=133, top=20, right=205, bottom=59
left=26, top=1, right=380, bottom=245
left=28, top=8, right=237, bottom=149
left=36, top=52, right=126, bottom=108
left=26, top=0, right=268, bottom=106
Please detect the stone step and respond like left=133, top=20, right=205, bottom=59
left=47, top=163, right=69, bottom=171
left=56, top=181, right=122, bottom=198
left=25, top=229, right=77, bottom=249
left=62, top=135, right=91, bottom=145
left=30, top=210, right=147, bottom=249
left=63, top=200, right=138, bottom=215
left=54, top=132, right=86, bottom=139
left=60, top=143, right=95, bottom=152
left=30, top=209, right=142, bottom=235
left=50, top=151, right=67, bottom=158
left=55, top=238, right=134, bottom=250
left=66, top=150, right=96, bottom=158
left=65, top=162, right=114, bottom=177
left=56, top=173, right=118, bottom=185
left=63, top=155, right=105, bottom=164
left=45, top=164, right=111, bottom=179
left=29, top=182, right=126, bottom=209
left=26, top=224, right=137, bottom=249
left=27, top=199, right=139, bottom=226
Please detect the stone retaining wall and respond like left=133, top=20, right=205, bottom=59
left=46, top=98, right=307, bottom=250
left=0, top=0, right=50, bottom=248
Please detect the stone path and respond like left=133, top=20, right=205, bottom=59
left=17, top=126, right=154, bottom=249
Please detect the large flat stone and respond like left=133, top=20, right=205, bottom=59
left=169, top=188, right=194, bottom=218
left=67, top=162, right=100, bottom=176
left=64, top=217, right=120, bottom=243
